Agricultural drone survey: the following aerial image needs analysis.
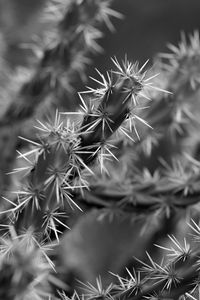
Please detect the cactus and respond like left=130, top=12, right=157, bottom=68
left=0, top=0, right=122, bottom=198
left=1, top=1, right=200, bottom=300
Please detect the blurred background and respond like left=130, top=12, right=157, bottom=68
left=1, top=0, right=200, bottom=70
left=98, top=0, right=200, bottom=68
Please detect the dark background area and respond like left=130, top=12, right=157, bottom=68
left=94, top=0, right=200, bottom=71
left=1, top=0, right=200, bottom=87
left=1, top=0, right=200, bottom=69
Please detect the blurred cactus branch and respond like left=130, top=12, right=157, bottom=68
left=0, top=0, right=122, bottom=127
left=113, top=250, right=199, bottom=300
left=116, top=32, right=200, bottom=171
left=66, top=224, right=200, bottom=300
left=80, top=153, right=200, bottom=218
